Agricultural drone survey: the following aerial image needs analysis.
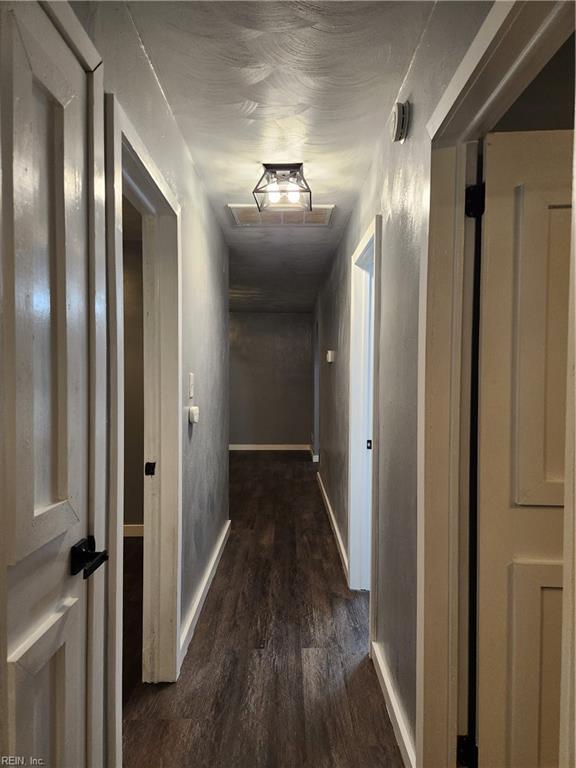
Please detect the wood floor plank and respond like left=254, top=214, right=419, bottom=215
left=122, top=451, right=403, bottom=767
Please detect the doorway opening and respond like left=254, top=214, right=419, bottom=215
left=312, top=319, right=321, bottom=463
left=105, top=95, right=182, bottom=762
left=348, top=217, right=381, bottom=592
left=121, top=197, right=145, bottom=706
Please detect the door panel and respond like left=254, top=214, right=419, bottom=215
left=514, top=186, right=571, bottom=507
left=8, top=2, right=82, bottom=564
left=1, top=4, right=93, bottom=765
left=7, top=598, right=80, bottom=765
left=509, top=562, right=563, bottom=767
left=478, top=130, right=573, bottom=767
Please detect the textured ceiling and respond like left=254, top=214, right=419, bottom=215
left=128, top=1, right=433, bottom=311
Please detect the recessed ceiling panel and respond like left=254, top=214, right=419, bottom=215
left=228, top=204, right=334, bottom=227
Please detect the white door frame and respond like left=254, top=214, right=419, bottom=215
left=348, top=217, right=381, bottom=591
left=105, top=94, right=182, bottom=766
left=562, top=128, right=576, bottom=768
left=312, top=318, right=320, bottom=462
left=418, top=2, right=575, bottom=767
left=85, top=54, right=107, bottom=768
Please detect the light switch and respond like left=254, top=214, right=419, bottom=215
left=188, top=372, right=195, bottom=399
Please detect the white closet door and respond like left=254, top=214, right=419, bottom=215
left=478, top=130, right=573, bottom=768
left=1, top=4, right=100, bottom=766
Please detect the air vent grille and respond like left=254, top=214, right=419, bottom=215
left=228, top=204, right=334, bottom=227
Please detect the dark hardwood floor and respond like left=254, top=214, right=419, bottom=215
left=123, top=451, right=403, bottom=767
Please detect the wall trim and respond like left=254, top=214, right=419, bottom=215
left=371, top=640, right=416, bottom=768
left=316, top=472, right=349, bottom=579
left=426, top=1, right=574, bottom=145
left=40, top=1, right=102, bottom=73
left=123, top=524, right=144, bottom=538
left=229, top=444, right=311, bottom=451
left=179, top=520, right=231, bottom=667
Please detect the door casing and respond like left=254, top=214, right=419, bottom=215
left=348, top=217, right=381, bottom=592
left=105, top=94, right=182, bottom=767
left=420, top=2, right=576, bottom=767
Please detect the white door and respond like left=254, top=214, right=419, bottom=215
left=349, top=234, right=376, bottom=591
left=478, top=130, right=573, bottom=767
left=1, top=4, right=104, bottom=766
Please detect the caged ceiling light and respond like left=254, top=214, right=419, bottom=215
left=252, top=163, right=312, bottom=212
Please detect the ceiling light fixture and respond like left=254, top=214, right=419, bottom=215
left=253, top=163, right=312, bottom=212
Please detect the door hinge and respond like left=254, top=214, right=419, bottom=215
left=465, top=183, right=485, bottom=219
left=457, top=735, right=478, bottom=768
left=145, top=461, right=156, bottom=476
left=366, top=439, right=372, bottom=450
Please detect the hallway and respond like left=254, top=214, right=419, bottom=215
left=122, top=452, right=403, bottom=767
left=3, top=3, right=576, bottom=766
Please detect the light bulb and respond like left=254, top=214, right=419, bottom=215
left=267, top=181, right=280, bottom=204
left=287, top=180, right=301, bottom=205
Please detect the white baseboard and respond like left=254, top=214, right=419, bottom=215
left=371, top=640, right=416, bottom=768
left=316, top=472, right=349, bottom=579
left=229, top=444, right=311, bottom=451
left=124, top=524, right=144, bottom=537
left=179, top=520, right=231, bottom=667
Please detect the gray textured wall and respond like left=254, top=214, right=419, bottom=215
left=73, top=2, right=229, bottom=624
left=494, top=32, right=574, bottom=132
left=315, top=0, right=492, bottom=736
left=316, top=247, right=350, bottom=549
left=230, top=312, right=313, bottom=445
left=122, top=212, right=144, bottom=526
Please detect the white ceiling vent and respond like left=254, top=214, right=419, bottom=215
left=228, top=204, right=334, bottom=227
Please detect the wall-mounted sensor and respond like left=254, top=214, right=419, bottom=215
left=391, top=101, right=410, bottom=143
left=326, top=350, right=336, bottom=364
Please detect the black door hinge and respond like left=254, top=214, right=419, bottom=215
left=145, top=461, right=156, bottom=476
left=366, top=439, right=372, bottom=450
left=457, top=735, right=478, bottom=768
left=465, top=183, right=485, bottom=219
